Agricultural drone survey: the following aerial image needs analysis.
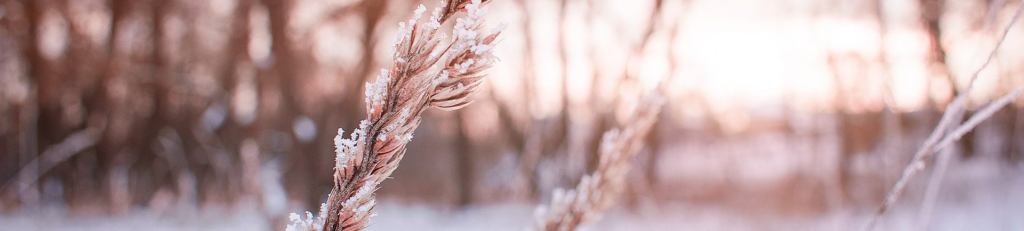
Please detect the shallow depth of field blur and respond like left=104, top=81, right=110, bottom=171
left=2, top=0, right=1024, bottom=230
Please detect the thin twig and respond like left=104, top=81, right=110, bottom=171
left=513, top=0, right=544, bottom=199
left=936, top=85, right=1024, bottom=152
left=916, top=143, right=954, bottom=229
left=2, top=128, right=102, bottom=199
left=916, top=82, right=1024, bottom=229
left=863, top=4, right=1024, bottom=230
left=916, top=104, right=968, bottom=229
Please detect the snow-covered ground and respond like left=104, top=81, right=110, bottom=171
left=367, top=159, right=1024, bottom=231
left=3, top=158, right=1021, bottom=231
left=4, top=123, right=1022, bottom=231
left=0, top=206, right=269, bottom=231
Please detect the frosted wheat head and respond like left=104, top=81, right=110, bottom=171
left=287, top=0, right=503, bottom=230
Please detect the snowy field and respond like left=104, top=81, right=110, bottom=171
left=3, top=157, right=1022, bottom=231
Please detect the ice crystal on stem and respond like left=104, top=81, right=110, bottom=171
left=287, top=0, right=502, bottom=230
left=530, top=94, right=664, bottom=231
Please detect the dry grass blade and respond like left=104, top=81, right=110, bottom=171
left=913, top=82, right=1024, bottom=228
left=863, top=4, right=1024, bottom=230
left=2, top=128, right=102, bottom=199
left=285, top=1, right=504, bottom=230
left=936, top=85, right=1024, bottom=152
left=530, top=94, right=664, bottom=231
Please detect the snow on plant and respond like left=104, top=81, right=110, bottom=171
left=530, top=94, right=664, bottom=231
left=286, top=0, right=503, bottom=230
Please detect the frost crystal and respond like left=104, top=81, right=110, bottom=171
left=434, top=70, right=450, bottom=85
left=428, top=2, right=445, bottom=29
left=394, top=22, right=407, bottom=46
left=334, top=120, right=373, bottom=175
left=335, top=128, right=354, bottom=169
left=286, top=210, right=324, bottom=231
left=492, top=22, right=508, bottom=34
left=471, top=43, right=494, bottom=55
left=356, top=199, right=376, bottom=214
left=365, top=69, right=391, bottom=114
left=413, top=5, right=426, bottom=21
left=454, top=59, right=476, bottom=73
left=343, top=182, right=377, bottom=208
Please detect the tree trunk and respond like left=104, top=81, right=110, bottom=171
left=453, top=111, right=475, bottom=207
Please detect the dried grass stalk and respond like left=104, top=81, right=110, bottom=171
left=530, top=94, right=664, bottom=231
left=863, top=4, right=1024, bottom=230
left=286, top=1, right=503, bottom=230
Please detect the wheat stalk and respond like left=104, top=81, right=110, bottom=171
left=285, top=1, right=503, bottom=230
left=529, top=94, right=664, bottom=231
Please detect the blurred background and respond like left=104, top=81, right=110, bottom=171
left=2, top=0, right=1024, bottom=230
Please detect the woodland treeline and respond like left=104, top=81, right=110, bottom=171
left=1, top=0, right=1023, bottom=216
